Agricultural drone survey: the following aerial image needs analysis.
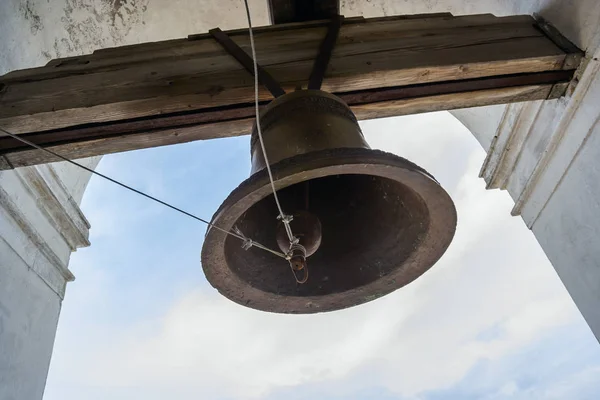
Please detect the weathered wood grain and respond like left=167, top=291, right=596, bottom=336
left=0, top=14, right=566, bottom=135
left=1, top=84, right=555, bottom=169
left=0, top=12, right=582, bottom=169
left=0, top=71, right=571, bottom=155
left=1, top=17, right=546, bottom=99
left=351, top=84, right=553, bottom=120
left=1, top=14, right=529, bottom=83
left=0, top=37, right=564, bottom=134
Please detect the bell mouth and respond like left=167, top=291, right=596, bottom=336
left=201, top=148, right=456, bottom=314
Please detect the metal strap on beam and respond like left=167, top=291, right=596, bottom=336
left=308, top=15, right=344, bottom=90
left=209, top=28, right=286, bottom=98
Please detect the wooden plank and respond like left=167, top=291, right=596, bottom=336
left=0, top=15, right=541, bottom=92
left=0, top=70, right=571, bottom=154
left=338, top=70, right=571, bottom=105
left=2, top=119, right=254, bottom=168
left=0, top=41, right=564, bottom=134
left=1, top=84, right=555, bottom=169
left=3, top=34, right=559, bottom=107
left=0, top=14, right=535, bottom=84
left=0, top=12, right=582, bottom=169
left=0, top=105, right=259, bottom=153
left=351, top=84, right=553, bottom=120
left=268, top=0, right=339, bottom=25
left=0, top=19, right=566, bottom=133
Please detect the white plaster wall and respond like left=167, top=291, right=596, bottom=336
left=518, top=42, right=600, bottom=337
left=50, top=157, right=102, bottom=205
left=536, top=120, right=600, bottom=338
left=0, top=161, right=94, bottom=399
left=451, top=105, right=507, bottom=151
left=0, top=239, right=61, bottom=400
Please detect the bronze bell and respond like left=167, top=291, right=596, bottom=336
left=201, top=90, right=457, bottom=314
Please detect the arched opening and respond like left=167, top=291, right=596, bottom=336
left=44, top=111, right=599, bottom=398
left=2, top=1, right=600, bottom=399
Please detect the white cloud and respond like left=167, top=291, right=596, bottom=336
left=45, top=112, right=594, bottom=400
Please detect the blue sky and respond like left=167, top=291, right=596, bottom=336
left=43, top=112, right=600, bottom=400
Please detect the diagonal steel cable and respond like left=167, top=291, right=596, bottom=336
left=0, top=127, right=287, bottom=259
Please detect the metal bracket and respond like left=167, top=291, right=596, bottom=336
left=209, top=28, right=286, bottom=98
left=209, top=15, right=344, bottom=98
left=308, top=15, right=344, bottom=90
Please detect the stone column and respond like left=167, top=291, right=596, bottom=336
left=471, top=47, right=600, bottom=341
left=0, top=159, right=98, bottom=400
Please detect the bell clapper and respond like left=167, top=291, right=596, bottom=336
left=276, top=208, right=323, bottom=284
left=287, top=243, right=309, bottom=284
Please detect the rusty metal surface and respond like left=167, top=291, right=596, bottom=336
left=250, top=90, right=367, bottom=173
left=201, top=147, right=457, bottom=313
left=201, top=91, right=456, bottom=313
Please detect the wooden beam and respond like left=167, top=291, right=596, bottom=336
left=0, top=83, right=561, bottom=168
left=0, top=13, right=582, bottom=169
left=0, top=70, right=571, bottom=153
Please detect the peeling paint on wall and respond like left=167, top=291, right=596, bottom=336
left=1, top=0, right=149, bottom=74
left=19, top=0, right=43, bottom=35
left=57, top=0, right=149, bottom=57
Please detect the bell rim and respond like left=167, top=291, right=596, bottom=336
left=201, top=147, right=457, bottom=314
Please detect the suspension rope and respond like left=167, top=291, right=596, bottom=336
left=0, top=127, right=287, bottom=259
left=242, top=0, right=297, bottom=248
